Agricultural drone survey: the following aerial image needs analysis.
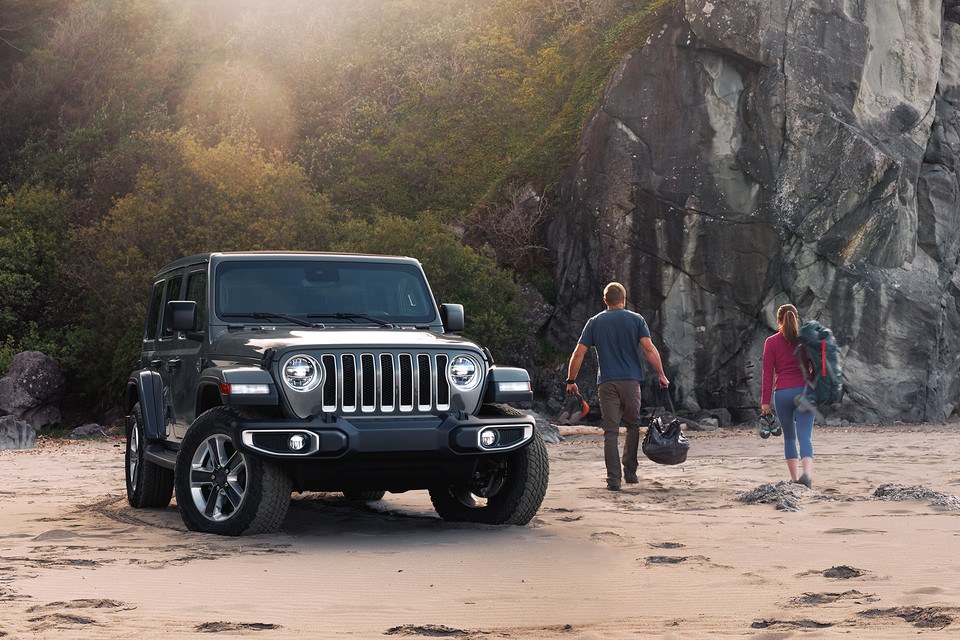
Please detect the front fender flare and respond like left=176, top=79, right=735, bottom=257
left=128, top=370, right=165, bottom=440
left=199, top=366, right=279, bottom=406
left=482, top=366, right=533, bottom=404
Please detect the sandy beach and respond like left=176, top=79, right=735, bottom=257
left=1, top=422, right=959, bottom=639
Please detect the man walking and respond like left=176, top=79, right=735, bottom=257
left=565, top=282, right=669, bottom=491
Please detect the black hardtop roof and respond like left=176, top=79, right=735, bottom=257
left=154, top=251, right=422, bottom=277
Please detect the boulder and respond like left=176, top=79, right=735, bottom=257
left=693, top=408, right=731, bottom=428
left=688, top=417, right=719, bottom=432
left=526, top=410, right=563, bottom=444
left=0, top=351, right=64, bottom=429
left=0, top=415, right=36, bottom=450
left=68, top=424, right=108, bottom=439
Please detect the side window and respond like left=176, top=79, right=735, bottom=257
left=185, top=270, right=207, bottom=331
left=144, top=281, right=165, bottom=340
left=159, top=275, right=184, bottom=338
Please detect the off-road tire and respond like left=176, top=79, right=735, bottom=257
left=342, top=490, right=386, bottom=501
left=125, top=402, right=174, bottom=508
left=175, top=406, right=292, bottom=536
left=429, top=404, right=548, bottom=525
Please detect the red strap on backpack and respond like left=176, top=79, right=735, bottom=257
left=821, top=341, right=826, bottom=374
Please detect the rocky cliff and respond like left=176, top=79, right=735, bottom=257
left=545, top=0, right=960, bottom=422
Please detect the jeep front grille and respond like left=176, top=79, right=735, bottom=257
left=317, top=352, right=452, bottom=414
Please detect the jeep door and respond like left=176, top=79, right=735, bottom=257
left=141, top=274, right=182, bottom=440
left=164, top=267, right=206, bottom=441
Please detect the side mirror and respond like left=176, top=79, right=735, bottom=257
left=439, top=303, right=464, bottom=332
left=168, top=300, right=198, bottom=333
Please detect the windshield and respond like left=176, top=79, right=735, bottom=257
left=215, top=260, right=437, bottom=325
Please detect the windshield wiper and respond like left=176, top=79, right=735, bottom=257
left=222, top=312, right=320, bottom=328
left=308, top=312, right=394, bottom=328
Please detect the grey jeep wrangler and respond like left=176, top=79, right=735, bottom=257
left=124, top=252, right=548, bottom=536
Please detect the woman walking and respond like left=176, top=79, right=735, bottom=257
left=761, top=304, right=815, bottom=488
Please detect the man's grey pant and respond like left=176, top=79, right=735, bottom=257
left=598, top=379, right=642, bottom=486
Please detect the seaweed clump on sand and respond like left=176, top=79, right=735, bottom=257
left=872, top=484, right=960, bottom=511
left=737, top=481, right=807, bottom=512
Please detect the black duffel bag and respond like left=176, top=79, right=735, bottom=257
left=642, top=391, right=689, bottom=465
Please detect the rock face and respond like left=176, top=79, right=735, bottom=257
left=545, top=0, right=960, bottom=422
left=0, top=415, right=36, bottom=450
left=0, top=351, right=65, bottom=428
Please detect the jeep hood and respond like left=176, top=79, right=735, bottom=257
left=209, top=328, right=483, bottom=359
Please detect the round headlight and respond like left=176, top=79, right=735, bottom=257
left=449, top=354, right=481, bottom=391
left=283, top=354, right=322, bottom=392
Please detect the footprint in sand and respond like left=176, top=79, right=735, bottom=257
left=803, top=565, right=867, bottom=580
left=590, top=531, right=634, bottom=545
left=750, top=619, right=833, bottom=630
left=385, top=624, right=473, bottom=636
left=30, top=529, right=78, bottom=542
left=195, top=622, right=281, bottom=632
left=790, top=590, right=876, bottom=605
left=822, top=528, right=885, bottom=535
left=645, top=555, right=688, bottom=565
left=26, top=599, right=134, bottom=631
left=648, top=541, right=685, bottom=549
left=643, top=554, right=712, bottom=566
left=858, top=606, right=958, bottom=630
left=26, top=599, right=130, bottom=614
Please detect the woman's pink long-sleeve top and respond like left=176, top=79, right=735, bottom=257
left=761, top=332, right=809, bottom=404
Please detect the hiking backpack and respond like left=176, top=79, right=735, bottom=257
left=795, top=320, right=844, bottom=406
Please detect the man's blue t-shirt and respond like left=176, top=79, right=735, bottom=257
left=578, top=308, right=651, bottom=384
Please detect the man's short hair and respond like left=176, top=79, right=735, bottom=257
left=603, top=282, right=626, bottom=305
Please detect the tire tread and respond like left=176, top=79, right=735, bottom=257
left=430, top=403, right=549, bottom=525
left=175, top=406, right=292, bottom=536
left=127, top=402, right=174, bottom=509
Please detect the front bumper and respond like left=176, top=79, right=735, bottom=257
left=232, top=411, right=535, bottom=460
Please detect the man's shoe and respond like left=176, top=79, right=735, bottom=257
left=624, top=472, right=639, bottom=484
left=607, top=484, right=621, bottom=492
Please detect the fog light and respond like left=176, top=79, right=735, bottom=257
left=480, top=430, right=498, bottom=448
left=289, top=434, right=307, bottom=451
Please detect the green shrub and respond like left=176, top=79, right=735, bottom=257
left=0, top=185, right=68, bottom=339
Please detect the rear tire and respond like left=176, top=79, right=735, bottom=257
left=175, top=407, right=291, bottom=536
left=125, top=402, right=174, bottom=508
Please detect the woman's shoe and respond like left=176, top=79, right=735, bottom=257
left=797, top=473, right=812, bottom=489
left=758, top=413, right=779, bottom=438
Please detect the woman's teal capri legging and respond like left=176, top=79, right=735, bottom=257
left=774, top=385, right=815, bottom=459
